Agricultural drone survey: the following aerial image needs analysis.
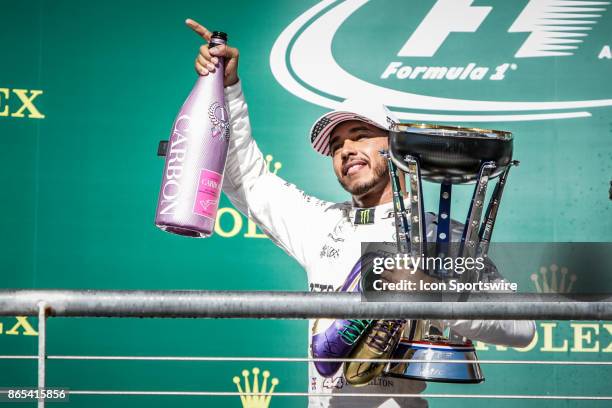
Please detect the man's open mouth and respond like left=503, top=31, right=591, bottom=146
left=343, top=159, right=368, bottom=176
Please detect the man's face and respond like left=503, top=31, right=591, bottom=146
left=330, top=120, right=389, bottom=197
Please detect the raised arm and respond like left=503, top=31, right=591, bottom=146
left=185, top=19, right=328, bottom=267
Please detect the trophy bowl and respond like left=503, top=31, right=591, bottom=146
left=385, top=338, right=484, bottom=384
left=389, top=124, right=513, bottom=184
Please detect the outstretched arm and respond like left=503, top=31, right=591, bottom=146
left=446, top=319, right=536, bottom=348
left=186, top=19, right=328, bottom=267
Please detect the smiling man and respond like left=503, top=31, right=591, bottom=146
left=330, top=123, right=396, bottom=208
left=319, top=103, right=401, bottom=207
left=187, top=18, right=535, bottom=408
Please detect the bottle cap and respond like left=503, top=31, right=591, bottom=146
left=211, top=31, right=227, bottom=42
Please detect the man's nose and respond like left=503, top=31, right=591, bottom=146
left=340, top=139, right=358, bottom=160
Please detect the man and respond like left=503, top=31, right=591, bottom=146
left=186, top=18, right=535, bottom=408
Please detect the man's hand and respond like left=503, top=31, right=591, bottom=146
left=186, top=18, right=239, bottom=87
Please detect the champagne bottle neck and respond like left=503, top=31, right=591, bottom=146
left=209, top=31, right=227, bottom=48
left=209, top=39, right=226, bottom=48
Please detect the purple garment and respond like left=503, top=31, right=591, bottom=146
left=311, top=252, right=378, bottom=377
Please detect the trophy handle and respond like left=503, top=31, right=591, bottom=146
left=381, top=150, right=411, bottom=255
left=435, top=182, right=452, bottom=277
left=478, top=160, right=519, bottom=257
left=459, top=161, right=496, bottom=283
left=404, top=155, right=427, bottom=260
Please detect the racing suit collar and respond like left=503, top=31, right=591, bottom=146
left=346, top=196, right=410, bottom=225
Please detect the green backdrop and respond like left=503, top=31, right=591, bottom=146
left=1, top=0, right=611, bottom=406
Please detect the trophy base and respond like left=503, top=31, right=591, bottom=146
left=384, top=338, right=484, bottom=384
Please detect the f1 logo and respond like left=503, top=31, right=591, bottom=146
left=397, top=0, right=608, bottom=58
left=397, top=0, right=491, bottom=57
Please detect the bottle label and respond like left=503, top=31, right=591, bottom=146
left=193, top=169, right=222, bottom=219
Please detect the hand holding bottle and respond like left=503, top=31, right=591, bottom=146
left=186, top=18, right=239, bottom=87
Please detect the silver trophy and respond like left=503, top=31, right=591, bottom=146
left=381, top=123, right=518, bottom=383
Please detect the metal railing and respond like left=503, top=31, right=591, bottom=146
left=1, top=289, right=611, bottom=407
left=2, top=289, right=612, bottom=319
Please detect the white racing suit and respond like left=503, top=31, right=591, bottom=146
left=222, top=81, right=536, bottom=408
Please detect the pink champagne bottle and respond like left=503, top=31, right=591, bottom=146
left=155, top=31, right=229, bottom=238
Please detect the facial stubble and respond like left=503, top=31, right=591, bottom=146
left=338, top=159, right=389, bottom=196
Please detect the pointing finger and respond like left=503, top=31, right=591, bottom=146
left=185, top=18, right=212, bottom=42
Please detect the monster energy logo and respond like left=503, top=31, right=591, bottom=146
left=355, top=208, right=375, bottom=225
